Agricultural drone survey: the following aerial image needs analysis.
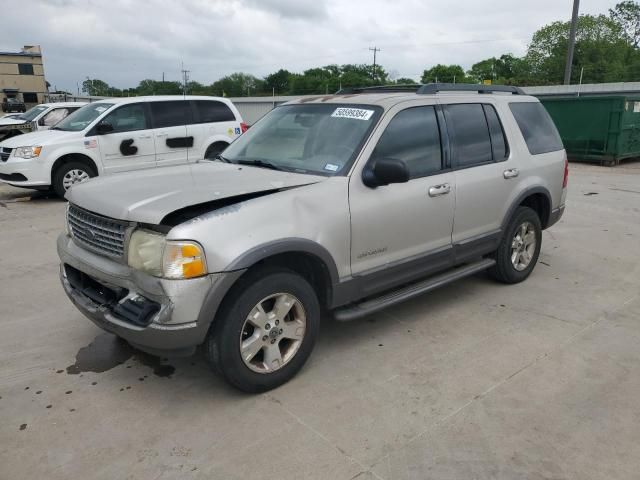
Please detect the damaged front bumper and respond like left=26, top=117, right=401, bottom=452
left=57, top=233, right=223, bottom=356
left=0, top=122, right=33, bottom=141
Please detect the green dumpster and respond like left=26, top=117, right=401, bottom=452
left=539, top=95, right=640, bottom=166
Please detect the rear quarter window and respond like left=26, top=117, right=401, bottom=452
left=194, top=100, right=236, bottom=123
left=509, top=102, right=563, bottom=155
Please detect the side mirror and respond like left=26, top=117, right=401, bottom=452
left=95, top=121, right=114, bottom=135
left=38, top=117, right=46, bottom=126
left=362, top=158, right=410, bottom=188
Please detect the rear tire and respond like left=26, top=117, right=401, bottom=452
left=204, top=142, right=229, bottom=160
left=488, top=206, right=542, bottom=284
left=52, top=161, right=97, bottom=198
left=205, top=268, right=320, bottom=393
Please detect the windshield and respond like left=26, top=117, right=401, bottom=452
left=222, top=104, right=382, bottom=175
left=19, top=105, right=48, bottom=122
left=54, top=103, right=114, bottom=131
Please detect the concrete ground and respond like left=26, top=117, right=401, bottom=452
left=1, top=161, right=639, bottom=480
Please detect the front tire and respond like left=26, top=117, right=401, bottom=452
left=52, top=161, right=96, bottom=198
left=205, top=269, right=320, bottom=393
left=488, top=206, right=542, bottom=284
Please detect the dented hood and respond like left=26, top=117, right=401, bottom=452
left=0, top=117, right=26, bottom=127
left=65, top=162, right=325, bottom=224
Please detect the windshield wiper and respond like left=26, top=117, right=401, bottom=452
left=214, top=153, right=231, bottom=163
left=236, top=159, right=284, bottom=171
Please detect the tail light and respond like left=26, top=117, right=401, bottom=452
left=240, top=122, right=248, bottom=134
left=562, top=157, right=569, bottom=188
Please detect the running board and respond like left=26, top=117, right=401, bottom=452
left=333, top=258, right=496, bottom=322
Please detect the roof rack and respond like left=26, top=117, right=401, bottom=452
left=418, top=83, right=524, bottom=95
left=335, top=83, right=525, bottom=96
left=336, top=84, right=422, bottom=94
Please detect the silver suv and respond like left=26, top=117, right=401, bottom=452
left=58, top=84, right=568, bottom=392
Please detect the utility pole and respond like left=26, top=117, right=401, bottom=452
left=369, top=46, right=381, bottom=82
left=564, top=0, right=580, bottom=85
left=181, top=62, right=190, bottom=97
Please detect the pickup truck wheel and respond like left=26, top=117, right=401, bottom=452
left=53, top=162, right=96, bottom=198
left=205, top=269, right=320, bottom=393
left=489, top=206, right=542, bottom=284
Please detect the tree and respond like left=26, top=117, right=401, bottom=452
left=82, top=78, right=111, bottom=96
left=211, top=73, right=261, bottom=97
left=526, top=14, right=631, bottom=84
left=284, top=64, right=389, bottom=95
left=421, top=64, right=467, bottom=83
left=610, top=1, right=640, bottom=47
left=467, top=54, right=531, bottom=84
left=136, top=79, right=182, bottom=95
left=341, top=63, right=388, bottom=84
left=394, top=77, right=417, bottom=84
left=264, top=69, right=292, bottom=94
left=187, top=81, right=212, bottom=95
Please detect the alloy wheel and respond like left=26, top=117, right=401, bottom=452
left=239, top=293, right=307, bottom=373
left=511, top=221, right=537, bottom=271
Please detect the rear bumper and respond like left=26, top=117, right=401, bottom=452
left=58, top=233, right=230, bottom=356
left=547, top=205, right=565, bottom=229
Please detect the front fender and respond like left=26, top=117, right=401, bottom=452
left=167, top=177, right=351, bottom=280
left=226, top=237, right=340, bottom=285
left=46, top=146, right=102, bottom=181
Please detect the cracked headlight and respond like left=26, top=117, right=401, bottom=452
left=128, top=230, right=207, bottom=279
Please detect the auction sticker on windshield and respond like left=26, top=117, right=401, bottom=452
left=331, top=108, right=374, bottom=121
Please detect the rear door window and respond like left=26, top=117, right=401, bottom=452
left=193, top=100, right=236, bottom=123
left=509, top=102, right=563, bottom=155
left=444, top=104, right=493, bottom=168
left=371, top=106, right=442, bottom=178
left=150, top=101, right=191, bottom=128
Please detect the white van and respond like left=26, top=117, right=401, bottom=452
left=0, top=96, right=246, bottom=196
left=0, top=102, right=87, bottom=142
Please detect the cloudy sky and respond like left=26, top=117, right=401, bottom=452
left=0, top=0, right=618, bottom=92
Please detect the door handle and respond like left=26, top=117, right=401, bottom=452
left=156, top=132, right=168, bottom=138
left=503, top=168, right=519, bottom=179
left=428, top=183, right=451, bottom=197
left=138, top=134, right=152, bottom=139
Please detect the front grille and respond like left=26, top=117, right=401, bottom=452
left=68, top=204, right=128, bottom=258
left=0, top=147, right=12, bottom=162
